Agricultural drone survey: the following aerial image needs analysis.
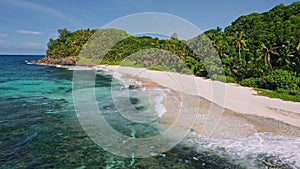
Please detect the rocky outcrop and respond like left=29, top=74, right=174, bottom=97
left=30, top=56, right=76, bottom=66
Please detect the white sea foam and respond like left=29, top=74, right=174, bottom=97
left=101, top=69, right=169, bottom=123
left=112, top=72, right=128, bottom=87
left=111, top=72, right=143, bottom=89
left=149, top=89, right=168, bottom=118
left=188, top=132, right=300, bottom=168
left=68, top=65, right=168, bottom=121
left=63, top=65, right=96, bottom=70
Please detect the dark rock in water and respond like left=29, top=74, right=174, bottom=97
left=135, top=105, right=145, bottom=110
left=30, top=56, right=76, bottom=66
left=129, top=97, right=139, bottom=104
left=128, top=85, right=139, bottom=89
left=257, top=154, right=294, bottom=169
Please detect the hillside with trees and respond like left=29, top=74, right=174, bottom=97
left=202, top=1, right=300, bottom=101
left=43, top=2, right=300, bottom=101
left=47, top=28, right=96, bottom=59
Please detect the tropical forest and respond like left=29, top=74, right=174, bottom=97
left=45, top=2, right=300, bottom=101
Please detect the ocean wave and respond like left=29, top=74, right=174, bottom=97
left=146, top=88, right=169, bottom=118
left=188, top=132, right=300, bottom=168
left=111, top=72, right=143, bottom=89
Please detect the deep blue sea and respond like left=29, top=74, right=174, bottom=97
left=0, top=55, right=299, bottom=169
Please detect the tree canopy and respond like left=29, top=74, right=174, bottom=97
left=45, top=2, right=300, bottom=101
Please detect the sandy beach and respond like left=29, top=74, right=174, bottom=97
left=98, top=65, right=300, bottom=138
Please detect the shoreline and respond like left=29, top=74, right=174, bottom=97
left=29, top=61, right=300, bottom=136
left=101, top=65, right=300, bottom=129
left=98, top=65, right=300, bottom=138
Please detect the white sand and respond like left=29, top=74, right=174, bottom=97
left=99, top=65, right=300, bottom=128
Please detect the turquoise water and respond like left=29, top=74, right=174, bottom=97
left=0, top=55, right=298, bottom=168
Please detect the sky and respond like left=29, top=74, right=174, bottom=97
left=0, top=0, right=297, bottom=55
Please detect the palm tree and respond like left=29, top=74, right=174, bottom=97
left=170, top=32, right=179, bottom=40
left=276, top=44, right=294, bottom=67
left=235, top=32, right=247, bottom=63
left=260, top=43, right=279, bottom=67
left=291, top=57, right=300, bottom=74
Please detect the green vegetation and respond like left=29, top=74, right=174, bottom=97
left=47, top=28, right=96, bottom=59
left=257, top=88, right=300, bottom=102
left=204, top=2, right=300, bottom=79
left=240, top=69, right=300, bottom=101
left=45, top=2, right=300, bottom=101
left=195, top=2, right=300, bottom=101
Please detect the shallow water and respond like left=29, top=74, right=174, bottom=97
left=0, top=55, right=299, bottom=168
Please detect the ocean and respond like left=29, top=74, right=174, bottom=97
left=0, top=55, right=299, bottom=169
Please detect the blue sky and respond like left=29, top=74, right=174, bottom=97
left=0, top=0, right=297, bottom=55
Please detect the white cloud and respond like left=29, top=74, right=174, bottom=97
left=23, top=42, right=42, bottom=48
left=0, top=40, right=12, bottom=48
left=0, top=34, right=7, bottom=37
left=0, top=40, right=9, bottom=44
left=18, top=30, right=43, bottom=35
left=3, top=0, right=74, bottom=23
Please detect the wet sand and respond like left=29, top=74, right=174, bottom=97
left=98, top=65, right=300, bottom=138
